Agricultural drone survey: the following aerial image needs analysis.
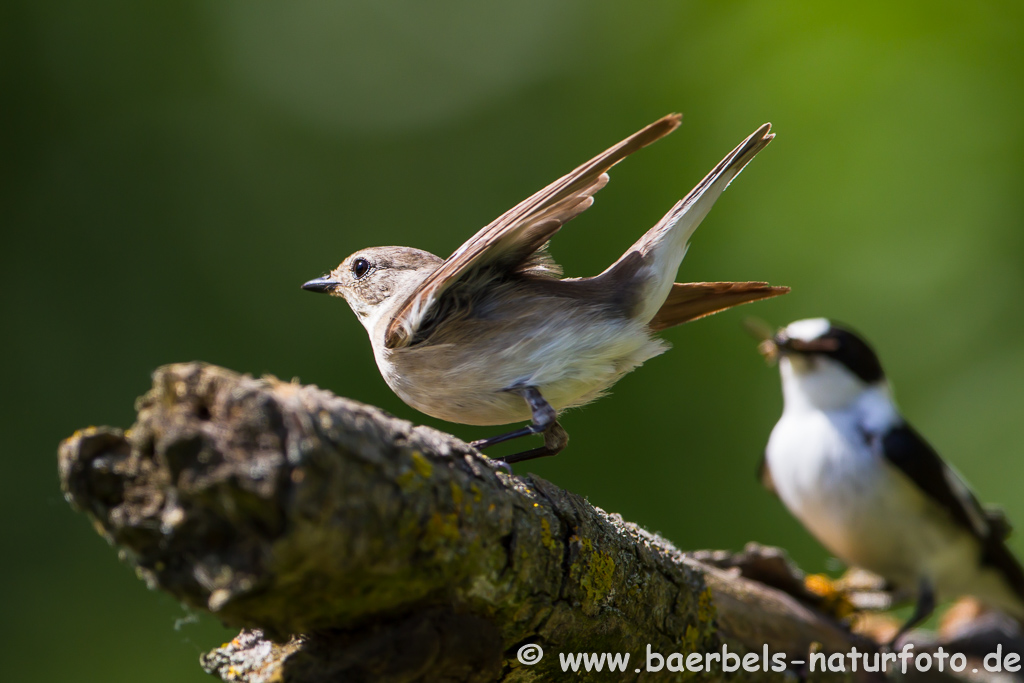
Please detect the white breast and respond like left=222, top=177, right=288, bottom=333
left=767, top=407, right=920, bottom=585
left=374, top=307, right=668, bottom=426
left=766, top=401, right=1024, bottom=617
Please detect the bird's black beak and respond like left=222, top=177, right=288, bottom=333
left=756, top=332, right=816, bottom=364
left=301, top=276, right=340, bottom=294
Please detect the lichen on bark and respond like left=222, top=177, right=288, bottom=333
left=60, top=362, right=884, bottom=682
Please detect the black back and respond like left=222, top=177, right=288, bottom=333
left=881, top=423, right=1024, bottom=601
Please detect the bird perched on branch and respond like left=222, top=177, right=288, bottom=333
left=302, top=115, right=787, bottom=463
left=757, top=318, right=1024, bottom=642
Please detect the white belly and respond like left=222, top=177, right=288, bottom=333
left=768, top=410, right=918, bottom=584
left=766, top=409, right=1024, bottom=617
left=375, top=310, right=668, bottom=426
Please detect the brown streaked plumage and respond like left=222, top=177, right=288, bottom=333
left=302, top=115, right=787, bottom=463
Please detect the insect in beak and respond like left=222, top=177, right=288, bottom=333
left=744, top=317, right=780, bottom=364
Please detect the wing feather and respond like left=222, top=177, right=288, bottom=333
left=624, top=123, right=774, bottom=261
left=384, top=114, right=682, bottom=349
left=881, top=424, right=1024, bottom=599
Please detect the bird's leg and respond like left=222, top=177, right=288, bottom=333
left=470, top=387, right=568, bottom=464
left=888, top=578, right=935, bottom=648
left=470, top=387, right=557, bottom=449
left=503, top=422, right=568, bottom=465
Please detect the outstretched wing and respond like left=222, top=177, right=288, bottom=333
left=880, top=424, right=1024, bottom=599
left=623, top=123, right=774, bottom=263
left=596, top=122, right=775, bottom=326
left=383, top=114, right=682, bottom=349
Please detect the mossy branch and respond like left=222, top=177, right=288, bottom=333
left=59, top=362, right=893, bottom=682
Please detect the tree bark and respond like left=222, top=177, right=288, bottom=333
left=60, top=362, right=969, bottom=682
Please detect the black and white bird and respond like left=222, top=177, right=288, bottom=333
left=758, top=317, right=1024, bottom=640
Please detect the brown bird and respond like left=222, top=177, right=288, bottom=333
left=303, top=115, right=787, bottom=463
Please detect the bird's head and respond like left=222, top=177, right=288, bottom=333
left=302, top=246, right=442, bottom=337
left=758, top=317, right=887, bottom=411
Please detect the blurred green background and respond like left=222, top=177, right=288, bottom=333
left=4, top=1, right=1024, bottom=680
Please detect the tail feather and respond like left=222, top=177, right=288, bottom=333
left=648, top=281, right=789, bottom=332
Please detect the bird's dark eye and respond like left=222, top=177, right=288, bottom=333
left=352, top=258, right=370, bottom=279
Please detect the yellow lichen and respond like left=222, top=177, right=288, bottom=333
left=425, top=511, right=460, bottom=544
left=395, top=470, right=419, bottom=491
left=539, top=517, right=558, bottom=552
left=449, top=481, right=463, bottom=506
left=571, top=536, right=615, bottom=607
left=410, top=451, right=433, bottom=478
left=583, top=551, right=615, bottom=600
left=697, top=586, right=716, bottom=625
left=804, top=573, right=836, bottom=597
left=805, top=573, right=856, bottom=618
left=680, top=623, right=702, bottom=651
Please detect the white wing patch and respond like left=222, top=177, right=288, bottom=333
left=942, top=462, right=991, bottom=538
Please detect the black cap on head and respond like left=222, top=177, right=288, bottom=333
left=778, top=321, right=886, bottom=384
